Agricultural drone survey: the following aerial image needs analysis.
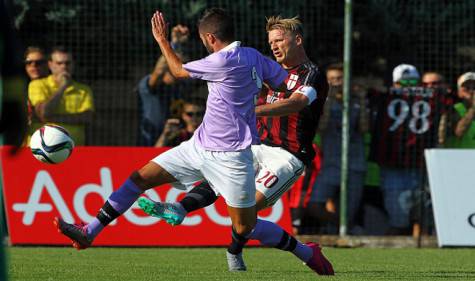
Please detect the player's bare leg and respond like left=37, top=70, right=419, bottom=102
left=54, top=161, right=177, bottom=250
left=226, top=203, right=334, bottom=275
left=254, top=191, right=269, bottom=211
left=222, top=191, right=269, bottom=270
left=226, top=205, right=257, bottom=271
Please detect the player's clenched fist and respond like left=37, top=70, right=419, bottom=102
left=151, top=11, right=169, bottom=43
left=171, top=24, right=190, bottom=44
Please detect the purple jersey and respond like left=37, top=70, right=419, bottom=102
left=183, top=41, right=287, bottom=151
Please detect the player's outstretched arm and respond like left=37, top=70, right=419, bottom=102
left=151, top=11, right=189, bottom=79
left=255, top=86, right=315, bottom=117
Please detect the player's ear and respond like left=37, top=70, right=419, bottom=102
left=206, top=33, right=216, bottom=44
left=295, top=34, right=303, bottom=46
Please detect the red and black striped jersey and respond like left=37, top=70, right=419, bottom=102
left=257, top=61, right=328, bottom=164
left=370, top=87, right=452, bottom=168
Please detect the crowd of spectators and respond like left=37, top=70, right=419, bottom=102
left=290, top=63, right=475, bottom=236
left=25, top=46, right=94, bottom=146
left=310, top=64, right=474, bottom=235
left=136, top=24, right=192, bottom=146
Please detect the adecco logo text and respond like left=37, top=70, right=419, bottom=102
left=12, top=167, right=284, bottom=226
left=468, top=213, right=475, bottom=228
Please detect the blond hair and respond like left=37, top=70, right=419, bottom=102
left=24, top=46, right=45, bottom=60
left=266, top=16, right=303, bottom=36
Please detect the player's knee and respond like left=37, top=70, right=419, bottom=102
left=129, top=170, right=151, bottom=191
left=233, top=224, right=253, bottom=237
left=233, top=220, right=256, bottom=237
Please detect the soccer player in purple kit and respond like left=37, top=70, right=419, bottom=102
left=139, top=15, right=333, bottom=274
left=53, top=8, right=333, bottom=275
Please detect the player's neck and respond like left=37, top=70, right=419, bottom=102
left=213, top=40, right=233, bottom=53
left=281, top=51, right=309, bottom=69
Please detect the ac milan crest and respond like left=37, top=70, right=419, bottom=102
left=286, top=74, right=299, bottom=90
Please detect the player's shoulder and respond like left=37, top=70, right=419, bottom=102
left=293, top=60, right=321, bottom=76
left=210, top=45, right=264, bottom=68
left=238, top=46, right=269, bottom=60
left=240, top=46, right=260, bottom=53
left=305, top=59, right=318, bottom=68
left=205, top=52, right=230, bottom=68
left=295, top=60, right=324, bottom=84
left=206, top=46, right=243, bottom=67
left=301, top=60, right=321, bottom=73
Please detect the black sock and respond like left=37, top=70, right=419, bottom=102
left=227, top=227, right=249, bottom=255
left=275, top=231, right=298, bottom=252
left=180, top=181, right=218, bottom=213
left=96, top=201, right=120, bottom=226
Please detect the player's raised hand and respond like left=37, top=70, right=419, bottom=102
left=151, top=11, right=169, bottom=44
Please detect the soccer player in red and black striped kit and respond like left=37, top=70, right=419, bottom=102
left=138, top=15, right=332, bottom=274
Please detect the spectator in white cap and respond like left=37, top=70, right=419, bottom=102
left=445, top=72, right=475, bottom=148
left=374, top=63, right=422, bottom=235
left=456, top=72, right=475, bottom=101
left=392, top=64, right=420, bottom=88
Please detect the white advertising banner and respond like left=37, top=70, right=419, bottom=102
left=425, top=149, right=475, bottom=247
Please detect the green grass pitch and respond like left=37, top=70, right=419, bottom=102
left=8, top=246, right=475, bottom=280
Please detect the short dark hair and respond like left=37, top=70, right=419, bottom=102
left=198, top=8, right=234, bottom=42
left=49, top=46, right=71, bottom=60
left=326, top=62, right=343, bottom=73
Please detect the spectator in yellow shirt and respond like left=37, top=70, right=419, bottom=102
left=28, top=46, right=94, bottom=145
left=23, top=46, right=50, bottom=146
left=24, top=46, right=49, bottom=81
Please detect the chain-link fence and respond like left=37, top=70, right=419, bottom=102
left=14, top=0, right=342, bottom=145
left=13, top=0, right=475, bottom=236
left=14, top=0, right=474, bottom=143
